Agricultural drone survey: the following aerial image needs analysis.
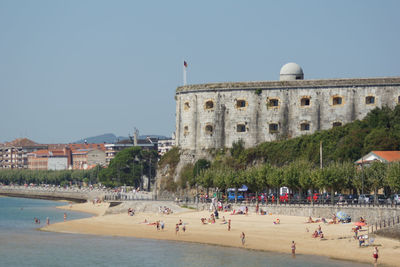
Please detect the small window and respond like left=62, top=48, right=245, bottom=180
left=332, top=122, right=342, bottom=127
left=236, top=99, right=246, bottom=108
left=184, top=101, right=190, bottom=110
left=269, top=123, right=279, bottom=133
left=300, top=123, right=310, bottom=131
left=301, top=97, right=310, bottom=106
left=365, top=96, right=375, bottom=104
left=183, top=126, right=189, bottom=136
left=268, top=98, right=279, bottom=108
left=236, top=124, right=246, bottom=132
left=205, top=100, right=214, bottom=110
left=205, top=125, right=213, bottom=135
left=333, top=97, right=342, bottom=105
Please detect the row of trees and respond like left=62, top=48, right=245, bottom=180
left=0, top=147, right=158, bottom=189
left=181, top=159, right=400, bottom=204
left=0, top=166, right=102, bottom=186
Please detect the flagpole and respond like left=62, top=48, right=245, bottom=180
left=183, top=60, right=187, bottom=86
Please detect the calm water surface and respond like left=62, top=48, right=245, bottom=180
left=0, top=197, right=370, bottom=267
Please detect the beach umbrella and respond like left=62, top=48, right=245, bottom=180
left=336, top=211, right=348, bottom=221
left=354, top=222, right=366, bottom=226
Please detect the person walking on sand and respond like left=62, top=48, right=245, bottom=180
left=240, top=232, right=245, bottom=245
left=63, top=213, right=67, bottom=222
left=46, top=217, right=50, bottom=225
left=175, top=224, right=179, bottom=235
left=373, top=246, right=379, bottom=265
left=291, top=241, right=296, bottom=257
left=228, top=219, right=231, bottom=231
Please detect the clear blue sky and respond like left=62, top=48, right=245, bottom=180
left=1, top=0, right=399, bottom=144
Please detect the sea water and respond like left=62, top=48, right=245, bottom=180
left=0, top=197, right=370, bottom=267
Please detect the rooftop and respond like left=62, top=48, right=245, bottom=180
left=176, top=77, right=400, bottom=93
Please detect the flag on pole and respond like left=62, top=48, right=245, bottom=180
left=184, top=61, right=188, bottom=68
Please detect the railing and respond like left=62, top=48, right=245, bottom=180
left=369, top=215, right=400, bottom=233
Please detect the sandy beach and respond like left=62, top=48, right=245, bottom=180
left=43, top=203, right=400, bottom=267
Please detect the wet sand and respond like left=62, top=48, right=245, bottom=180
left=44, top=203, right=400, bottom=267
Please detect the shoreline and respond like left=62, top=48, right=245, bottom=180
left=42, top=203, right=400, bottom=267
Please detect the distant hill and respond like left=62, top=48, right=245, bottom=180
left=73, top=133, right=170, bottom=144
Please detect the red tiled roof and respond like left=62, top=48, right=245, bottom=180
left=5, top=138, right=38, bottom=147
left=372, top=151, right=400, bottom=162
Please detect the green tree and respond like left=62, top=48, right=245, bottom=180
left=386, top=162, right=400, bottom=193
left=365, top=161, right=387, bottom=204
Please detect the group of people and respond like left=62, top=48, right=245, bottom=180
left=175, top=219, right=186, bottom=234
left=311, top=224, right=324, bottom=239
left=159, top=206, right=173, bottom=215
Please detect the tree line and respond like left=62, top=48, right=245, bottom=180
left=179, top=157, right=400, bottom=204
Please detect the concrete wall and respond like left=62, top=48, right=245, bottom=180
left=176, top=78, right=400, bottom=151
left=48, top=157, right=68, bottom=170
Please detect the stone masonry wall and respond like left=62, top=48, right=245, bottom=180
left=176, top=78, right=400, bottom=150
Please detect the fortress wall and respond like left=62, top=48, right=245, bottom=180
left=176, top=81, right=400, bottom=151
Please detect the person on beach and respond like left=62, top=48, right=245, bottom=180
left=240, top=232, right=245, bottom=245
left=228, top=219, right=231, bottom=231
left=256, top=203, right=259, bottom=214
left=175, top=224, right=179, bottom=235
left=64, top=213, right=67, bottom=222
left=182, top=225, right=186, bottom=232
left=373, top=246, right=378, bottom=264
left=291, top=241, right=296, bottom=257
left=46, top=217, right=50, bottom=225
left=161, top=221, right=165, bottom=231
left=156, top=221, right=160, bottom=231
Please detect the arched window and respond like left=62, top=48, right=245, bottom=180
left=205, top=124, right=213, bottom=135
left=332, top=122, right=342, bottom=127
left=183, top=126, right=189, bottom=136
left=184, top=101, right=190, bottom=110
left=300, top=123, right=310, bottom=131
left=301, top=97, right=310, bottom=106
left=269, top=123, right=279, bottom=133
left=236, top=124, right=246, bottom=132
left=205, top=100, right=214, bottom=110
left=236, top=99, right=247, bottom=108
left=332, top=96, right=343, bottom=105
left=365, top=96, right=375, bottom=104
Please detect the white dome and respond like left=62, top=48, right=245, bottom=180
left=279, top=62, right=304, bottom=81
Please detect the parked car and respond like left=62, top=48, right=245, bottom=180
left=358, top=194, right=370, bottom=204
left=307, top=193, right=320, bottom=203
left=389, top=194, right=400, bottom=204
left=346, top=194, right=358, bottom=204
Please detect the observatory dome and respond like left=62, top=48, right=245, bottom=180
left=279, top=62, right=304, bottom=81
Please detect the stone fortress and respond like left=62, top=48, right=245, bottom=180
left=175, top=63, right=400, bottom=152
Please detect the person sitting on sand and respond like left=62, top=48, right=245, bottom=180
left=358, top=235, right=365, bottom=247
left=321, top=217, right=327, bottom=224
left=307, top=216, right=314, bottom=223
left=222, top=216, right=226, bottom=222
left=360, top=217, right=365, bottom=223
left=312, top=230, right=318, bottom=238
left=273, top=218, right=280, bottom=225
left=178, top=219, right=183, bottom=225
left=332, top=214, right=337, bottom=224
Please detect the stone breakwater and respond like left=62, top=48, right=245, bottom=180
left=0, top=186, right=105, bottom=203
